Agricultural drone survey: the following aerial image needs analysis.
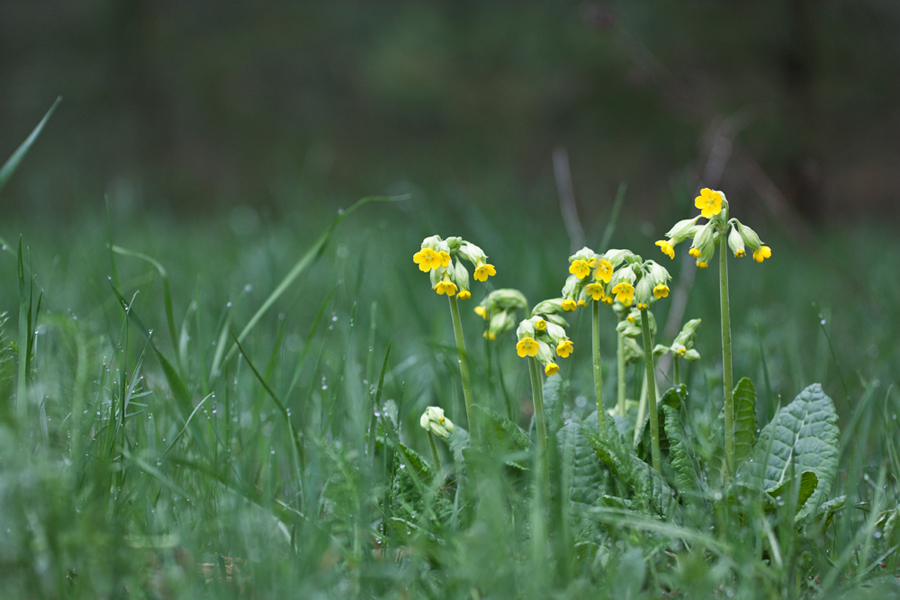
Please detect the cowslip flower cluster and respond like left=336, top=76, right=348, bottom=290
left=474, top=288, right=528, bottom=340
left=560, top=247, right=636, bottom=309
left=419, top=406, right=455, bottom=438
left=514, top=302, right=574, bottom=376
left=414, top=235, right=496, bottom=299
left=607, top=256, right=672, bottom=311
left=616, top=305, right=654, bottom=362
left=653, top=318, right=702, bottom=361
left=655, top=188, right=772, bottom=267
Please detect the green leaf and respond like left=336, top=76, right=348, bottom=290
left=736, top=384, right=840, bottom=519
left=661, top=405, right=702, bottom=494
left=733, top=377, right=758, bottom=469
left=768, top=470, right=818, bottom=512
left=0, top=97, right=61, bottom=194
left=541, top=374, right=565, bottom=432
left=474, top=404, right=531, bottom=451
left=558, top=421, right=608, bottom=518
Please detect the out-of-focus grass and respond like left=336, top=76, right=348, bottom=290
left=0, top=190, right=898, bottom=598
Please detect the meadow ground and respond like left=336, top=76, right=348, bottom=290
left=1, top=193, right=899, bottom=599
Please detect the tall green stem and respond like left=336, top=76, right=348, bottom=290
left=673, top=356, right=681, bottom=387
left=639, top=307, right=661, bottom=473
left=528, top=357, right=550, bottom=502
left=719, top=220, right=735, bottom=476
left=617, top=331, right=626, bottom=418
left=592, top=301, right=607, bottom=434
left=427, top=431, right=443, bottom=474
left=448, top=296, right=478, bottom=442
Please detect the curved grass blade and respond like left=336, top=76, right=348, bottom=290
left=0, top=97, right=61, bottom=195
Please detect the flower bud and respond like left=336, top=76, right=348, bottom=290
left=734, top=220, right=763, bottom=252
left=664, top=216, right=702, bottom=243
left=727, top=225, right=746, bottom=257
left=673, top=318, right=701, bottom=349
left=516, top=319, right=535, bottom=339
left=635, top=276, right=653, bottom=306
left=420, top=406, right=455, bottom=438
left=444, top=237, right=463, bottom=253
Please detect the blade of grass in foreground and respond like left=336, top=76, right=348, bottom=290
left=212, top=195, right=405, bottom=377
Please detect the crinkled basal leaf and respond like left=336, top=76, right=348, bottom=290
left=541, top=374, right=566, bottom=432
left=558, top=421, right=608, bottom=515
left=733, top=377, right=758, bottom=469
left=768, top=470, right=818, bottom=512
left=736, top=384, right=839, bottom=519
left=661, top=405, right=702, bottom=494
left=474, top=404, right=531, bottom=451
left=634, top=385, right=685, bottom=453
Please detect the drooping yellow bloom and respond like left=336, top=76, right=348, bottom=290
left=585, top=282, right=605, bottom=301
left=603, top=296, right=613, bottom=305
left=413, top=248, right=440, bottom=272
left=556, top=339, right=574, bottom=358
left=483, top=331, right=497, bottom=340
left=569, top=259, right=591, bottom=279
left=544, top=362, right=559, bottom=376
left=561, top=299, right=577, bottom=312
left=656, top=240, right=675, bottom=260
left=689, top=247, right=701, bottom=258
left=653, top=284, right=670, bottom=299
left=753, top=246, right=772, bottom=263
left=474, top=263, right=496, bottom=282
left=593, top=259, right=614, bottom=283
left=578, top=299, right=587, bottom=307
left=535, top=318, right=547, bottom=331
left=437, top=251, right=451, bottom=268
left=474, top=305, right=488, bottom=319
left=612, top=282, right=635, bottom=306
left=433, top=280, right=458, bottom=296
left=637, top=302, right=649, bottom=310
left=696, top=261, right=708, bottom=269
left=458, top=290, right=472, bottom=300
left=734, top=248, right=746, bottom=257
left=695, top=188, right=724, bottom=219
left=516, top=337, right=540, bottom=357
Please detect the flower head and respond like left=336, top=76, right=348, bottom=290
left=556, top=339, right=574, bottom=358
left=474, top=263, right=496, bottom=282
left=516, top=337, right=540, bottom=357
left=696, top=261, right=708, bottom=269
left=656, top=240, right=675, bottom=260
left=419, top=406, right=455, bottom=438
left=569, top=259, right=591, bottom=279
left=653, top=284, right=670, bottom=299
left=561, top=298, right=577, bottom=312
left=413, top=248, right=442, bottom=272
left=612, top=282, right=635, bottom=306
left=474, top=305, right=488, bottom=319
left=695, top=188, right=724, bottom=219
left=458, top=290, right=471, bottom=300
left=689, top=247, right=701, bottom=258
left=593, top=259, right=614, bottom=283
left=752, top=245, right=772, bottom=263
left=544, top=362, right=559, bottom=376
left=534, top=317, right=547, bottom=331
left=434, top=279, right=458, bottom=296
left=585, top=282, right=606, bottom=302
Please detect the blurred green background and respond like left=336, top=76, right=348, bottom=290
left=2, top=0, right=899, bottom=225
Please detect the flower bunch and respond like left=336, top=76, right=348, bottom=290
left=654, top=318, right=702, bottom=362
left=608, top=257, right=672, bottom=311
left=474, top=288, right=528, bottom=340
left=560, top=247, right=632, bottom=309
left=514, top=307, right=573, bottom=376
left=655, top=188, right=772, bottom=267
left=414, top=235, right=496, bottom=299
left=419, top=406, right=455, bottom=438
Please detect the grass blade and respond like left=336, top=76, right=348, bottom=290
left=0, top=97, right=61, bottom=194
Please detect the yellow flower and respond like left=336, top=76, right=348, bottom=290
left=753, top=246, right=772, bottom=263
left=569, top=259, right=591, bottom=279
left=458, top=290, right=471, bottom=300
left=544, top=362, right=559, bottom=376
left=588, top=257, right=599, bottom=268
left=556, top=340, right=573, bottom=358
left=578, top=299, right=587, bottom=306
left=696, top=261, right=708, bottom=269
left=637, top=302, right=649, bottom=310
left=653, top=284, right=669, bottom=299
left=678, top=347, right=686, bottom=357
left=689, top=247, right=701, bottom=258
left=593, top=259, right=614, bottom=283
left=474, top=263, right=496, bottom=282
left=603, top=296, right=613, bottom=305
left=413, top=248, right=438, bottom=272
left=483, top=331, right=497, bottom=340
left=612, top=282, right=634, bottom=306
left=695, top=188, right=724, bottom=219
left=437, top=251, right=451, bottom=268
left=734, top=248, right=746, bottom=257
left=561, top=299, right=577, bottom=312
left=585, top=283, right=605, bottom=301
left=656, top=240, right=675, bottom=260
left=516, top=337, right=540, bottom=357
left=535, top=318, right=547, bottom=331
left=474, top=305, right=488, bottom=319
left=433, top=280, right=458, bottom=296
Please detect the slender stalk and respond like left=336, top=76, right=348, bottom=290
left=633, top=371, right=648, bottom=446
left=427, top=431, right=443, bottom=474
left=592, top=301, right=607, bottom=434
left=617, top=330, right=626, bottom=418
left=528, top=357, right=551, bottom=504
left=673, top=356, right=681, bottom=386
left=719, top=220, right=735, bottom=476
left=640, top=307, right=661, bottom=473
left=448, top=295, right=478, bottom=442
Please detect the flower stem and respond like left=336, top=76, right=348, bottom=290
left=719, top=220, right=735, bottom=476
left=528, top=356, right=551, bottom=505
left=640, top=307, right=661, bottom=473
left=427, top=431, right=443, bottom=474
left=592, top=301, right=607, bottom=434
left=673, top=356, right=681, bottom=387
left=448, top=295, right=478, bottom=443
left=617, top=330, right=626, bottom=419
